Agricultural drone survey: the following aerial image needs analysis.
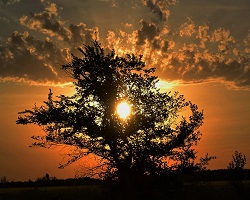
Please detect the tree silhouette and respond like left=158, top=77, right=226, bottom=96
left=17, top=41, right=212, bottom=180
left=227, top=151, right=247, bottom=189
left=228, top=151, right=246, bottom=171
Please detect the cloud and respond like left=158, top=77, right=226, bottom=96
left=0, top=31, right=70, bottom=82
left=19, top=1, right=99, bottom=46
left=0, top=0, right=99, bottom=84
left=137, top=20, right=159, bottom=45
left=142, top=0, right=177, bottom=21
left=0, top=0, right=249, bottom=90
left=159, top=44, right=249, bottom=88
left=105, top=18, right=250, bottom=90
left=159, top=26, right=249, bottom=89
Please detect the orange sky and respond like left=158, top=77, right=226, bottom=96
left=0, top=0, right=249, bottom=181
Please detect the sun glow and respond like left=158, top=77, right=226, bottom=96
left=156, top=80, right=179, bottom=91
left=116, top=101, right=131, bottom=120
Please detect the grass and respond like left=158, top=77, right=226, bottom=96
left=163, top=181, right=250, bottom=200
left=0, top=185, right=103, bottom=200
left=1, top=181, right=250, bottom=200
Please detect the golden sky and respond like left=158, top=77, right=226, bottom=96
left=0, top=0, right=249, bottom=181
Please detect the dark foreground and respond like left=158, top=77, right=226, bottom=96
left=1, top=181, right=250, bottom=200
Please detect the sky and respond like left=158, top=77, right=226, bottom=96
left=0, top=0, right=249, bottom=181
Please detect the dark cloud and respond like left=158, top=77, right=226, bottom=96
left=19, top=1, right=99, bottom=46
left=0, top=31, right=70, bottom=82
left=68, top=23, right=99, bottom=46
left=0, top=0, right=99, bottom=84
left=105, top=17, right=250, bottom=89
left=154, top=23, right=250, bottom=89
left=0, top=0, right=249, bottom=89
left=137, top=20, right=159, bottom=45
left=142, top=0, right=177, bottom=21
left=160, top=46, right=250, bottom=89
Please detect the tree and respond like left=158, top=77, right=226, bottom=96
left=0, top=176, right=8, bottom=184
left=36, top=173, right=57, bottom=182
left=227, top=151, right=247, bottom=188
left=228, top=151, right=246, bottom=171
left=17, top=41, right=212, bottom=181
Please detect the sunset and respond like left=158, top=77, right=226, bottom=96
left=0, top=0, right=250, bottom=199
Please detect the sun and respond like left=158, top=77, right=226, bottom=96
left=116, top=101, right=131, bottom=120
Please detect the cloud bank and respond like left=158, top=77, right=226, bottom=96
left=107, top=18, right=250, bottom=89
left=0, top=0, right=249, bottom=89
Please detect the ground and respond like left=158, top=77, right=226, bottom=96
left=1, top=181, right=250, bottom=200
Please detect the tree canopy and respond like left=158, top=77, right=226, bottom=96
left=17, top=41, right=213, bottom=180
left=228, top=151, right=247, bottom=171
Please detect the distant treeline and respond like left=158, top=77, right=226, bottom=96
left=0, top=177, right=103, bottom=188
left=172, top=169, right=250, bottom=182
left=1, top=169, right=250, bottom=188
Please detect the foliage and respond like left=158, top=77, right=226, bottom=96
left=0, top=176, right=8, bottom=184
left=17, top=41, right=213, bottom=180
left=228, top=151, right=247, bottom=171
left=227, top=151, right=247, bottom=188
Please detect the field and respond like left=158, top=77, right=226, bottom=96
left=0, top=185, right=103, bottom=200
left=1, top=181, right=250, bottom=200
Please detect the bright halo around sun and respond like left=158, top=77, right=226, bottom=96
left=117, top=101, right=131, bottom=120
